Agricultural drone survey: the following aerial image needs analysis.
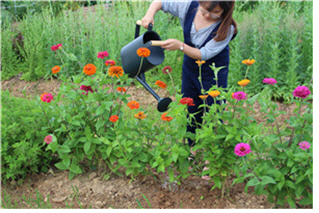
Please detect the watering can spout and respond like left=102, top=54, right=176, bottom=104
left=135, top=73, right=172, bottom=112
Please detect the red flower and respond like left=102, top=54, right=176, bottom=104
left=162, top=66, right=172, bottom=74
left=40, top=93, right=54, bottom=103
left=127, top=101, right=140, bottom=110
left=105, top=60, right=116, bottom=66
left=51, top=43, right=62, bottom=51
left=155, top=80, right=167, bottom=89
left=117, top=87, right=126, bottom=92
left=109, top=115, right=119, bottom=122
left=180, top=97, right=195, bottom=106
left=97, top=51, right=109, bottom=59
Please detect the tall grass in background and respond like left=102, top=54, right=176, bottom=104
left=1, top=1, right=312, bottom=102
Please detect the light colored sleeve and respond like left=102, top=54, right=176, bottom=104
left=161, top=0, right=192, bottom=28
left=200, top=25, right=235, bottom=61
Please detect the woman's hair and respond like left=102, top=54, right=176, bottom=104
left=198, top=1, right=237, bottom=42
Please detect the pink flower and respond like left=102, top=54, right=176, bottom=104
left=80, top=85, right=94, bottom=95
left=97, top=51, right=109, bottom=59
left=299, top=141, right=311, bottom=150
left=234, top=143, right=252, bottom=156
left=232, top=91, right=247, bottom=101
left=51, top=43, right=62, bottom=51
left=263, top=78, right=277, bottom=85
left=40, top=93, right=54, bottom=103
left=162, top=66, right=172, bottom=74
left=292, top=86, right=311, bottom=99
left=44, top=135, right=53, bottom=145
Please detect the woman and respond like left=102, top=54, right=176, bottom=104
left=141, top=0, right=237, bottom=180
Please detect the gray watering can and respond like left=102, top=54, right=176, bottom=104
left=120, top=20, right=172, bottom=112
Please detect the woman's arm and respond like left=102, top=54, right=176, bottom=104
left=161, top=39, right=202, bottom=60
left=141, top=1, right=162, bottom=29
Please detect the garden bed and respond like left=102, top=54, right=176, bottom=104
left=0, top=76, right=311, bottom=209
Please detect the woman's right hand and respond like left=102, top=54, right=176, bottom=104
left=141, top=15, right=154, bottom=29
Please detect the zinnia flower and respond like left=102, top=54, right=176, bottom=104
left=117, top=87, right=126, bottom=92
left=242, top=59, right=255, bottom=66
left=105, top=60, right=116, bottom=66
left=234, top=143, right=252, bottom=156
left=263, top=78, right=277, bottom=85
left=40, top=93, right=54, bottom=103
left=109, top=115, right=119, bottom=123
left=199, top=95, right=208, bottom=100
left=298, top=141, right=311, bottom=150
left=83, top=63, right=97, bottom=76
left=127, top=101, right=139, bottom=110
left=208, top=91, right=220, bottom=98
left=108, top=66, right=124, bottom=78
left=195, top=60, right=206, bottom=66
left=44, top=135, right=53, bottom=145
left=231, top=92, right=235, bottom=99
left=162, top=66, right=172, bottom=74
left=97, top=51, right=109, bottom=59
left=80, top=85, right=94, bottom=95
left=238, top=79, right=250, bottom=87
left=232, top=91, right=247, bottom=101
left=137, top=47, right=151, bottom=57
left=180, top=97, right=195, bottom=106
left=134, top=111, right=147, bottom=120
left=292, top=86, right=311, bottom=99
left=161, top=113, right=173, bottom=122
left=51, top=43, right=62, bottom=51
left=51, top=66, right=61, bottom=74
left=155, top=80, right=167, bottom=89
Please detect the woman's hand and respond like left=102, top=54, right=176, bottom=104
left=141, top=15, right=154, bottom=29
left=161, top=39, right=183, bottom=51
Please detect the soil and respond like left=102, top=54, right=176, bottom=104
left=0, top=75, right=312, bottom=209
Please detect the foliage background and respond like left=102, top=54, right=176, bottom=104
left=1, top=0, right=313, bottom=103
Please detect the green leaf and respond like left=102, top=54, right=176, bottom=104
left=96, top=118, right=105, bottom=130
left=295, top=184, right=305, bottom=198
left=298, top=197, right=312, bottom=205
left=55, top=162, right=68, bottom=170
left=138, top=152, right=148, bottom=162
left=212, top=176, right=221, bottom=189
left=246, top=177, right=260, bottom=187
left=60, top=145, right=71, bottom=153
left=125, top=167, right=134, bottom=176
left=168, top=167, right=175, bottom=182
left=261, top=176, right=276, bottom=185
left=70, top=164, right=82, bottom=174
left=72, top=120, right=81, bottom=126
left=179, top=160, right=189, bottom=174
left=285, top=180, right=295, bottom=189
left=287, top=195, right=296, bottom=208
left=303, top=112, right=313, bottom=124
left=84, top=141, right=91, bottom=154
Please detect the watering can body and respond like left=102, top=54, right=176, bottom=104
left=120, top=22, right=172, bottom=112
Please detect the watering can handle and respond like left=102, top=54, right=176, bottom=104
left=136, top=20, right=153, bottom=31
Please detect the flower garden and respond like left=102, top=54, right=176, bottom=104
left=1, top=1, right=313, bottom=209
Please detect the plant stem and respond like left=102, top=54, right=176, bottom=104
left=244, top=66, right=250, bottom=79
left=167, top=72, right=176, bottom=96
left=37, top=100, right=54, bottom=133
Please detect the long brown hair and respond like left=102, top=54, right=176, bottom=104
left=198, top=1, right=237, bottom=42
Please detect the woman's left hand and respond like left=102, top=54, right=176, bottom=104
left=161, top=39, right=182, bottom=51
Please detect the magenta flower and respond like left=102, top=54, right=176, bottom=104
left=292, top=86, right=311, bottom=99
left=51, top=43, right=62, bottom=51
left=263, top=78, right=277, bottom=85
left=162, top=66, right=172, bottom=74
left=80, top=85, right=94, bottom=96
left=232, top=91, right=247, bottom=101
left=299, top=141, right=311, bottom=150
left=40, top=93, right=54, bottom=103
left=234, top=143, right=252, bottom=156
left=44, top=135, right=53, bottom=145
left=97, top=51, right=109, bottom=59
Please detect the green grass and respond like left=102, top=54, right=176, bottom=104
left=1, top=1, right=313, bottom=103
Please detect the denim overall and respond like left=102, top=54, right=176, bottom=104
left=182, top=1, right=236, bottom=147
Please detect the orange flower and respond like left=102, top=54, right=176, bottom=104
left=195, top=60, right=206, bottom=66
left=127, top=101, right=139, bottom=110
left=117, top=87, right=126, bottom=92
left=134, top=111, right=147, bottom=120
left=238, top=79, right=250, bottom=87
left=83, top=63, right=97, bottom=76
left=199, top=95, right=208, bottom=100
left=241, top=59, right=255, bottom=66
left=51, top=66, right=61, bottom=74
left=155, top=80, right=167, bottom=89
left=109, top=115, right=119, bottom=122
left=231, top=92, right=235, bottom=99
left=208, top=90, right=220, bottom=98
left=161, top=113, right=173, bottom=122
left=137, top=47, right=151, bottom=57
left=108, top=66, right=124, bottom=78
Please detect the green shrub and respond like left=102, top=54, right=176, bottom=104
left=1, top=90, right=54, bottom=183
